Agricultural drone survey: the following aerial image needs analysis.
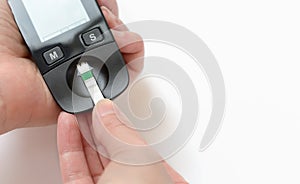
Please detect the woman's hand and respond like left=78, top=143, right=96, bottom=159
left=0, top=0, right=143, bottom=134
left=57, top=100, right=188, bottom=184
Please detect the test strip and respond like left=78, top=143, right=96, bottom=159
left=77, top=62, right=104, bottom=104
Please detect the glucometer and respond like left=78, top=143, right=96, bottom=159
left=8, top=0, right=129, bottom=113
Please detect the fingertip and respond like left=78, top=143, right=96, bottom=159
left=94, top=99, right=114, bottom=117
left=57, top=111, right=77, bottom=127
left=100, top=6, right=126, bottom=31
left=57, top=112, right=82, bottom=155
left=96, top=99, right=113, bottom=107
left=57, top=112, right=92, bottom=183
left=98, top=0, right=119, bottom=17
left=57, top=111, right=69, bottom=122
left=101, top=6, right=110, bottom=18
left=57, top=112, right=79, bottom=142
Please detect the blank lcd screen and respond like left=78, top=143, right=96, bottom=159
left=22, top=0, right=90, bottom=42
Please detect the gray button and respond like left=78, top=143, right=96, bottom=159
left=82, top=28, right=103, bottom=46
left=43, top=46, right=64, bottom=65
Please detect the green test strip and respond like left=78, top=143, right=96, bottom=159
left=81, top=71, right=93, bottom=81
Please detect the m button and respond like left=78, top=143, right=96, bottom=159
left=43, top=46, right=64, bottom=65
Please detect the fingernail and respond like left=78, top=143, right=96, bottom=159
left=95, top=99, right=115, bottom=117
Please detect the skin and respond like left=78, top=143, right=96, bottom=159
left=58, top=100, right=188, bottom=184
left=0, top=0, right=188, bottom=183
left=0, top=0, right=143, bottom=134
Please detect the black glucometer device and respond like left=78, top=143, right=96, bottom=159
left=8, top=0, right=129, bottom=113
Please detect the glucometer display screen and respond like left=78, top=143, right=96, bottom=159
left=22, top=0, right=90, bottom=42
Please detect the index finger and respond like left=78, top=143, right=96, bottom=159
left=57, top=112, right=93, bottom=184
left=97, top=0, right=119, bottom=17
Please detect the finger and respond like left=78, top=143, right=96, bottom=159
left=101, top=6, right=144, bottom=54
left=93, top=100, right=173, bottom=183
left=101, top=6, right=145, bottom=77
left=76, top=112, right=105, bottom=182
left=163, top=162, right=189, bottom=184
left=81, top=112, right=106, bottom=181
left=82, top=135, right=104, bottom=182
left=97, top=0, right=119, bottom=17
left=99, top=154, right=110, bottom=168
left=101, top=6, right=125, bottom=31
left=92, top=100, right=174, bottom=183
left=112, top=30, right=144, bottom=77
left=92, top=100, right=162, bottom=164
left=76, top=112, right=111, bottom=170
left=57, top=112, right=93, bottom=184
left=93, top=99, right=145, bottom=146
left=101, top=6, right=144, bottom=55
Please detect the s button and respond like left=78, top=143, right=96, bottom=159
left=82, top=28, right=103, bottom=46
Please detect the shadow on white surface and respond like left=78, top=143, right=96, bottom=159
left=0, top=125, right=62, bottom=184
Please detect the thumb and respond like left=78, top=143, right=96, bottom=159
left=92, top=99, right=160, bottom=165
left=92, top=99, right=145, bottom=145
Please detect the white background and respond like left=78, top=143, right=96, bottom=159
left=1, top=0, right=300, bottom=183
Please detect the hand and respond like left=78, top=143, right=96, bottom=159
left=0, top=0, right=144, bottom=134
left=57, top=100, right=188, bottom=184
